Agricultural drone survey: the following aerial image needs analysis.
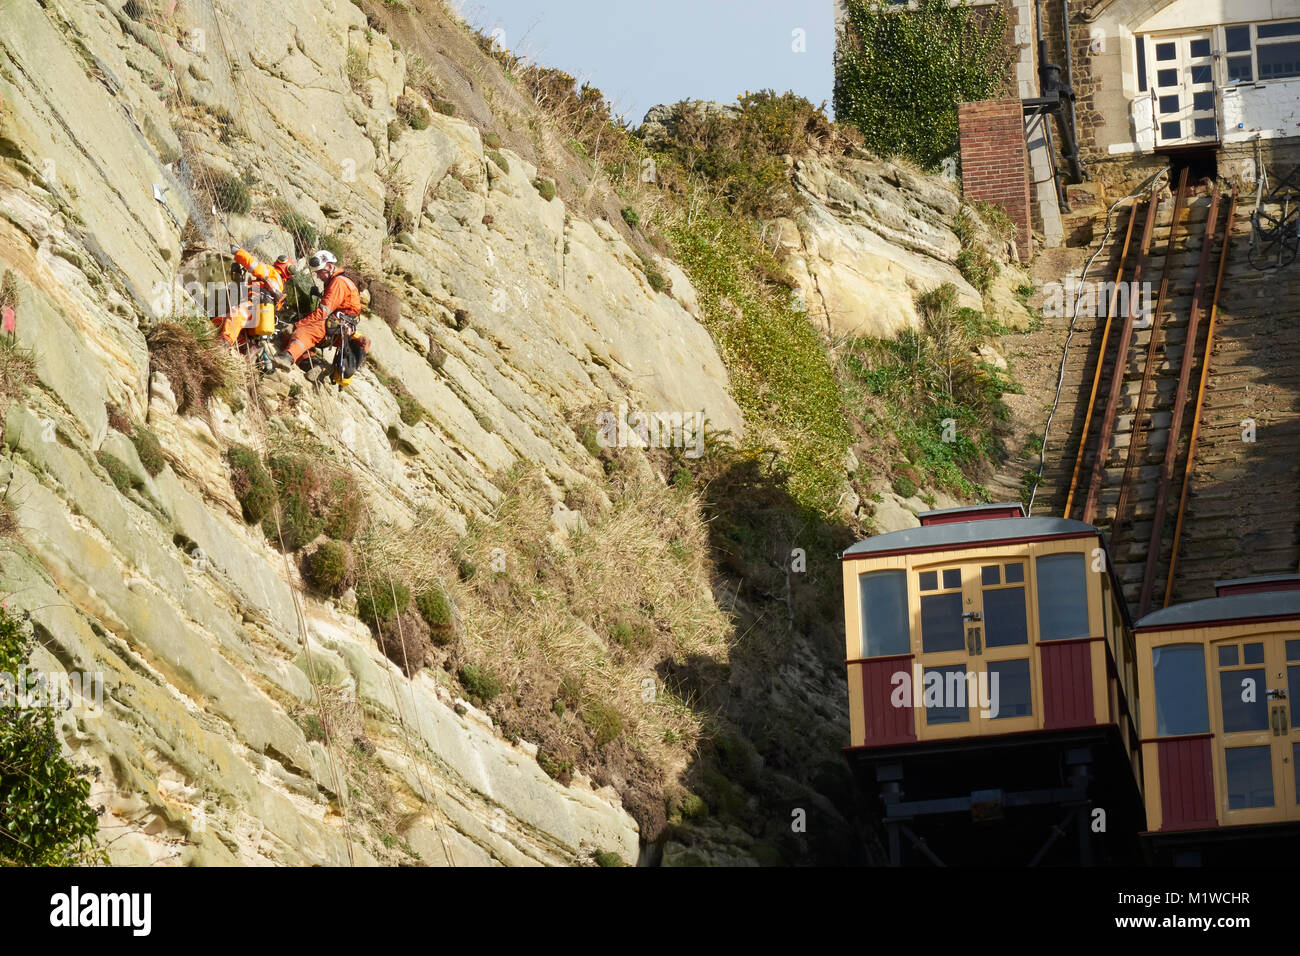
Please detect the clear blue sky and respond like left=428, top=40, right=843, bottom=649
left=453, top=0, right=837, bottom=125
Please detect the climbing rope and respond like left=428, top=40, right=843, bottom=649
left=1027, top=165, right=1171, bottom=516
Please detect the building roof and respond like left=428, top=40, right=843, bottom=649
left=1135, top=588, right=1300, bottom=631
left=842, top=516, right=1099, bottom=559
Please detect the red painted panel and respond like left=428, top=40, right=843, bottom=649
left=1041, top=639, right=1096, bottom=728
left=858, top=658, right=916, bottom=746
left=1157, top=736, right=1217, bottom=831
left=919, top=505, right=1025, bottom=526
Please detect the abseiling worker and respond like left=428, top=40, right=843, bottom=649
left=272, top=249, right=370, bottom=372
left=215, top=249, right=294, bottom=346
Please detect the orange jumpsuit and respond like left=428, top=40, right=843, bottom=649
left=285, top=271, right=370, bottom=362
left=214, top=251, right=287, bottom=346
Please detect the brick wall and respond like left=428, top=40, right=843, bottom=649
left=958, top=98, right=1033, bottom=261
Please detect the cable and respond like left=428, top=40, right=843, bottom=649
left=1027, top=165, right=1170, bottom=516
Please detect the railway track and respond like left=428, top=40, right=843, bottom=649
left=999, top=171, right=1300, bottom=612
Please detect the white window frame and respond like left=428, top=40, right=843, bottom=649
left=1221, top=20, right=1300, bottom=87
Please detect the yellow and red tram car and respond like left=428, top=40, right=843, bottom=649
left=840, top=503, right=1145, bottom=863
left=842, top=503, right=1140, bottom=759
left=1135, top=575, right=1300, bottom=863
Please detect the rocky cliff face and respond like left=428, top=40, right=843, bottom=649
left=0, top=1, right=1019, bottom=865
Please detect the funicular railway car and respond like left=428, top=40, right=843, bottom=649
left=1135, top=575, right=1300, bottom=865
left=841, top=503, right=1146, bottom=865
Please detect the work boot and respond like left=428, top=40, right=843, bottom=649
left=271, top=349, right=296, bottom=371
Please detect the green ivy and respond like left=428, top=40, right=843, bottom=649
left=0, top=606, right=102, bottom=865
left=834, top=0, right=1010, bottom=169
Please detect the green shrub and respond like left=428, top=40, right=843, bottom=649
left=323, top=474, right=363, bottom=542
left=415, top=588, right=453, bottom=643
left=486, top=150, right=509, bottom=173
left=536, top=749, right=573, bottom=781
left=484, top=132, right=502, bottom=149
left=0, top=606, right=102, bottom=865
left=274, top=206, right=319, bottom=255
left=594, top=851, right=623, bottom=867
left=304, top=540, right=350, bottom=593
left=670, top=213, right=850, bottom=512
left=300, top=713, right=327, bottom=743
left=356, top=579, right=410, bottom=629
left=97, top=451, right=140, bottom=495
left=457, top=663, right=501, bottom=702
left=834, top=0, right=1011, bottom=169
left=432, top=98, right=455, bottom=116
left=620, top=207, right=640, bottom=228
left=581, top=701, right=623, bottom=747
left=532, top=177, right=556, bottom=201
left=226, top=445, right=275, bottom=524
left=210, top=170, right=252, bottom=215
left=130, top=426, right=165, bottom=477
left=407, top=108, right=431, bottom=130
left=891, top=475, right=917, bottom=499
left=263, top=453, right=326, bottom=551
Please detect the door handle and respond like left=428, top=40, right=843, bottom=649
left=967, top=627, right=976, bottom=655
left=1282, top=707, right=1290, bottom=735
left=971, top=627, right=982, bottom=656
left=1273, top=706, right=1282, bottom=736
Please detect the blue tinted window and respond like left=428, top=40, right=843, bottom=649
left=1153, top=644, right=1209, bottom=736
left=1158, top=94, right=1179, bottom=114
left=1228, top=56, right=1253, bottom=82
left=859, top=571, right=910, bottom=658
left=1244, top=643, right=1264, bottom=665
left=982, top=565, right=1000, bottom=586
left=1225, top=747, right=1274, bottom=809
left=923, top=665, right=969, bottom=724
left=919, top=570, right=938, bottom=591
left=988, top=659, right=1032, bottom=719
left=1190, top=39, right=1210, bottom=58
left=1218, top=644, right=1239, bottom=666
left=1036, top=553, right=1089, bottom=640
left=1194, top=117, right=1217, bottom=138
left=1290, top=665, right=1299, bottom=727
left=1219, top=668, right=1268, bottom=732
left=942, top=568, right=961, bottom=590
left=1287, top=640, right=1300, bottom=661
left=1258, top=21, right=1300, bottom=39
left=1136, top=37, right=1148, bottom=91
left=1005, top=563, right=1024, bottom=583
left=1226, top=25, right=1250, bottom=52
left=1158, top=68, right=1178, bottom=87
left=1155, top=42, right=1176, bottom=61
left=984, top=587, right=1028, bottom=648
left=921, top=593, right=964, bottom=653
left=1190, top=64, right=1213, bottom=84
left=1161, top=121, right=1182, bottom=140
left=1193, top=91, right=1214, bottom=111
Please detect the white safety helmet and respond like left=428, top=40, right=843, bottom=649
left=307, top=249, right=338, bottom=270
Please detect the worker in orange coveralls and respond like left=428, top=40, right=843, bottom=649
left=271, top=250, right=370, bottom=380
left=214, top=249, right=295, bottom=347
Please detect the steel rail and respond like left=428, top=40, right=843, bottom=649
left=1112, top=168, right=1191, bottom=551
left=1139, top=181, right=1224, bottom=616
left=1165, top=191, right=1237, bottom=606
left=1062, top=203, right=1142, bottom=519
left=1082, top=196, right=1162, bottom=524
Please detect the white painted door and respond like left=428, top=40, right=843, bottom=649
left=1150, top=33, right=1219, bottom=146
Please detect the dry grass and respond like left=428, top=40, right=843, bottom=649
left=145, top=321, right=233, bottom=420
left=360, top=461, right=731, bottom=784
left=0, top=338, right=35, bottom=447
